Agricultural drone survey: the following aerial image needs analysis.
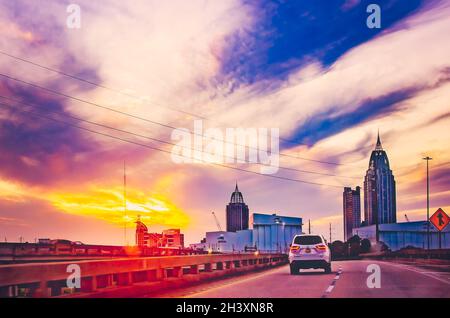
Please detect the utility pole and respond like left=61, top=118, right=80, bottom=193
left=123, top=160, right=127, bottom=246
left=373, top=187, right=380, bottom=243
left=375, top=208, right=379, bottom=243
left=329, top=223, right=332, bottom=243
left=308, top=219, right=311, bottom=234
left=423, top=156, right=432, bottom=250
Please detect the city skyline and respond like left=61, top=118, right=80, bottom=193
left=1, top=0, right=450, bottom=246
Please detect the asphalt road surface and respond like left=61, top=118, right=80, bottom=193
left=146, top=260, right=450, bottom=298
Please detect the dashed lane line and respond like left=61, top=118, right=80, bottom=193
left=325, top=285, right=334, bottom=293
left=321, top=266, right=342, bottom=298
left=183, top=266, right=286, bottom=298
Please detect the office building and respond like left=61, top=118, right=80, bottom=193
left=226, top=183, right=249, bottom=232
left=343, top=186, right=361, bottom=241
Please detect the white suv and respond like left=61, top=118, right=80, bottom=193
left=288, top=234, right=331, bottom=274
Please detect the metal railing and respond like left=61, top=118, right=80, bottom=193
left=0, top=253, right=287, bottom=297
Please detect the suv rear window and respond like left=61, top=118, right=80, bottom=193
left=294, top=236, right=322, bottom=245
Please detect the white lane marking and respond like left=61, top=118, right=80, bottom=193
left=184, top=265, right=286, bottom=298
left=326, top=285, right=334, bottom=293
left=378, top=261, right=450, bottom=286
left=322, top=266, right=343, bottom=297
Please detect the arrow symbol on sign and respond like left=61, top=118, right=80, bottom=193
left=437, top=212, right=444, bottom=226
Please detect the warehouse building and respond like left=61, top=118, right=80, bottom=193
left=352, top=221, right=450, bottom=251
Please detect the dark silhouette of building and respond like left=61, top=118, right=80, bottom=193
left=135, top=216, right=150, bottom=246
left=343, top=186, right=361, bottom=241
left=162, top=229, right=184, bottom=248
left=135, top=216, right=184, bottom=248
left=226, top=183, right=249, bottom=232
left=364, top=133, right=397, bottom=227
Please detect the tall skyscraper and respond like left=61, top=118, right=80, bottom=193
left=363, top=133, right=397, bottom=227
left=226, top=183, right=249, bottom=232
left=343, top=186, right=361, bottom=241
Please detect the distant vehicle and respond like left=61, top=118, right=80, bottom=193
left=37, top=238, right=51, bottom=245
left=49, top=239, right=73, bottom=255
left=288, top=234, right=331, bottom=274
left=50, top=239, right=72, bottom=245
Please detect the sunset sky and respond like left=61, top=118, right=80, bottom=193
left=0, top=0, right=449, bottom=245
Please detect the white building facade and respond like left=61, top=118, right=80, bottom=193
left=197, top=213, right=303, bottom=253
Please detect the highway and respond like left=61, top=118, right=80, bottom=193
left=145, top=260, right=450, bottom=298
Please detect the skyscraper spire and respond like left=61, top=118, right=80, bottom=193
left=375, top=130, right=383, bottom=150
left=230, top=182, right=244, bottom=204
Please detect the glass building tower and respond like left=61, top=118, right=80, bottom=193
left=364, top=133, right=397, bottom=226
left=343, top=186, right=361, bottom=241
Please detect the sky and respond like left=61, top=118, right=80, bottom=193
left=0, top=0, right=449, bottom=245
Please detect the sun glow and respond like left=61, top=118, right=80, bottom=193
left=49, top=186, right=189, bottom=228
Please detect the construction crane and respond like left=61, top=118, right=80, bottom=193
left=404, top=214, right=410, bottom=222
left=212, top=212, right=223, bottom=231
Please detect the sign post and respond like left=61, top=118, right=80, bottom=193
left=429, top=208, right=450, bottom=249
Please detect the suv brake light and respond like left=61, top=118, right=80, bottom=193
left=290, top=245, right=300, bottom=251
left=315, top=244, right=327, bottom=252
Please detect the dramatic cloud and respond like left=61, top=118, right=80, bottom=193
left=0, top=0, right=449, bottom=244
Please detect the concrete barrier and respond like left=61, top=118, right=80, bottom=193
left=0, top=242, right=205, bottom=264
left=0, top=253, right=287, bottom=298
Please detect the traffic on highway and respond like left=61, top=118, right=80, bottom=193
left=146, top=259, right=450, bottom=298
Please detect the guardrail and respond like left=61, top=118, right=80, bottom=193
left=0, top=253, right=287, bottom=297
left=0, top=243, right=205, bottom=263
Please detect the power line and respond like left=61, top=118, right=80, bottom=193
left=0, top=97, right=358, bottom=181
left=0, top=51, right=365, bottom=167
left=0, top=49, right=312, bottom=147
left=0, top=94, right=361, bottom=180
left=0, top=50, right=201, bottom=119
left=0, top=72, right=354, bottom=167
left=0, top=101, right=346, bottom=189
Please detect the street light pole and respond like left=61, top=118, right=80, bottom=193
left=123, top=160, right=127, bottom=246
left=329, top=223, right=332, bottom=243
left=423, top=156, right=432, bottom=250
left=274, top=217, right=281, bottom=253
left=374, top=187, right=379, bottom=243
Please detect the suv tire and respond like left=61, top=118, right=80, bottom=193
left=290, top=264, right=298, bottom=275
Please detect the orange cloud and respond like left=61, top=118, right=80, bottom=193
left=0, top=21, right=34, bottom=42
left=47, top=186, right=190, bottom=229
